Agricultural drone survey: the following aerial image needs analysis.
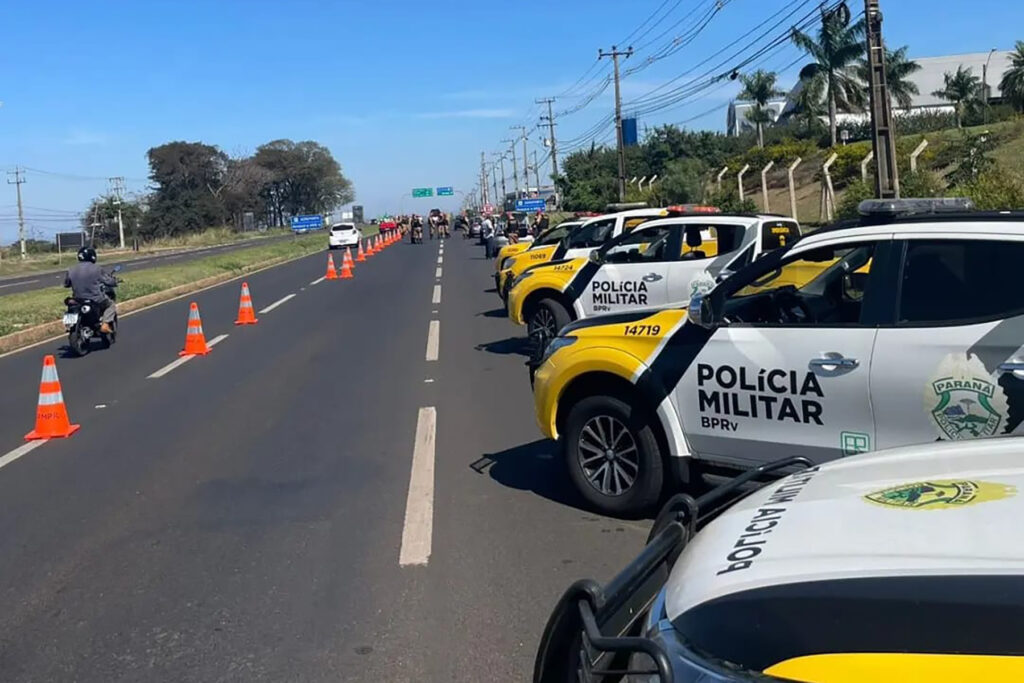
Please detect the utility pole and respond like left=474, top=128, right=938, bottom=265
left=532, top=150, right=541, bottom=197
left=511, top=126, right=529, bottom=197
left=108, top=176, right=126, bottom=249
left=537, top=97, right=558, bottom=181
left=502, top=138, right=519, bottom=202
left=480, top=152, right=489, bottom=207
left=864, top=1, right=900, bottom=199
left=7, top=167, right=27, bottom=260
left=497, top=154, right=508, bottom=206
left=599, top=45, right=633, bottom=202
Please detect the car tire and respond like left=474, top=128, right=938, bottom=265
left=564, top=395, right=663, bottom=517
left=528, top=298, right=570, bottom=361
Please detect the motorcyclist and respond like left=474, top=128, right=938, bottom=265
left=64, top=246, right=118, bottom=334
left=438, top=212, right=450, bottom=239
left=410, top=214, right=424, bottom=242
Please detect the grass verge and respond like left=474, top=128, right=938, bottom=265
left=0, top=233, right=327, bottom=351
left=0, top=228, right=293, bottom=278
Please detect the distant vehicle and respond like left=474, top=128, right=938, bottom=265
left=328, top=222, right=360, bottom=250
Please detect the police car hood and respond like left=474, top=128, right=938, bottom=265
left=664, top=437, right=1024, bottom=620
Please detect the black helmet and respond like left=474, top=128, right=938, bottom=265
left=77, top=246, right=97, bottom=263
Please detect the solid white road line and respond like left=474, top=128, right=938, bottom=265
left=309, top=276, right=326, bottom=286
left=435, top=267, right=442, bottom=278
left=425, top=320, right=440, bottom=361
left=259, top=293, right=296, bottom=314
left=147, top=333, right=229, bottom=379
left=399, top=406, right=437, bottom=567
left=432, top=284, right=441, bottom=304
left=0, top=440, right=48, bottom=472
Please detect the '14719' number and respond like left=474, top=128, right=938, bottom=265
left=623, top=324, right=661, bottom=336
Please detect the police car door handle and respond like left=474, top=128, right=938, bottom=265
left=998, top=361, right=1024, bottom=374
left=642, top=272, right=663, bottom=282
left=809, top=356, right=859, bottom=370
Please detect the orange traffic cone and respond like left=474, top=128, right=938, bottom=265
left=326, top=252, right=339, bottom=279
left=343, top=246, right=354, bottom=268
left=339, top=254, right=354, bottom=279
left=366, top=237, right=376, bottom=256
left=375, top=235, right=382, bottom=252
left=356, top=240, right=366, bottom=262
left=25, top=355, right=80, bottom=440
left=179, top=302, right=212, bottom=356
left=234, top=281, right=258, bottom=325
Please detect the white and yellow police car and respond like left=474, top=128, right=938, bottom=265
left=507, top=213, right=800, bottom=353
left=535, top=437, right=1024, bottom=682
left=497, top=207, right=683, bottom=302
left=531, top=199, right=1024, bottom=515
left=494, top=220, right=584, bottom=299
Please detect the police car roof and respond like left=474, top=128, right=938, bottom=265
left=664, top=437, right=1024, bottom=621
left=582, top=207, right=668, bottom=224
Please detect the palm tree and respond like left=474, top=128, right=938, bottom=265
left=738, top=70, right=785, bottom=148
left=791, top=7, right=867, bottom=146
left=785, top=75, right=826, bottom=134
left=932, top=65, right=982, bottom=127
left=1000, top=41, right=1024, bottom=113
left=855, top=45, right=922, bottom=109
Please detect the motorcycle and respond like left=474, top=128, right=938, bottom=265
left=64, top=265, right=121, bottom=357
left=411, top=225, right=424, bottom=244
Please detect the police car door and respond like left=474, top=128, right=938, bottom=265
left=870, top=235, right=1024, bottom=451
left=674, top=236, right=890, bottom=467
left=575, top=223, right=676, bottom=317
left=666, top=219, right=756, bottom=303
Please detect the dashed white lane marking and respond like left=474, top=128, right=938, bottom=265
left=309, top=276, right=326, bottom=286
left=259, top=293, right=296, bottom=314
left=435, top=267, right=442, bottom=278
left=0, top=440, right=48, bottom=472
left=0, top=279, right=39, bottom=289
left=425, top=320, right=440, bottom=361
left=437, top=256, right=443, bottom=264
left=424, top=378, right=434, bottom=383
left=399, top=406, right=437, bottom=567
left=432, top=285, right=441, bottom=304
left=147, top=334, right=229, bottom=378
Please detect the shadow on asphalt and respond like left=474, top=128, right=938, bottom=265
left=478, top=307, right=506, bottom=318
left=471, top=439, right=591, bottom=512
left=475, top=337, right=531, bottom=357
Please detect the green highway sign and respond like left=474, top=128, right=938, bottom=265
left=412, top=187, right=434, bottom=198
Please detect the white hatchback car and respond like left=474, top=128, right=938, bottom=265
left=328, top=222, right=360, bottom=249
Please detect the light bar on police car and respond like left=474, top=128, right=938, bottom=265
left=858, top=197, right=975, bottom=218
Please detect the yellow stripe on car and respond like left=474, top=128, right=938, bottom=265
left=764, top=652, right=1024, bottom=683
left=506, top=258, right=589, bottom=325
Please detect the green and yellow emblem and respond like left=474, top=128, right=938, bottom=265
left=925, top=354, right=1009, bottom=441
left=864, top=480, right=1016, bottom=510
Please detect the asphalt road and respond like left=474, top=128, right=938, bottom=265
left=0, top=234, right=293, bottom=298
left=0, top=233, right=646, bottom=681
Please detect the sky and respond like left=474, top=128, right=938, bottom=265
left=1, top=0, right=1022, bottom=241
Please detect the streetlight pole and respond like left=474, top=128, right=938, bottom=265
left=983, top=47, right=997, bottom=124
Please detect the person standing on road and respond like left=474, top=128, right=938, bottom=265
left=482, top=215, right=496, bottom=257
left=535, top=210, right=549, bottom=236
left=64, top=246, right=118, bottom=334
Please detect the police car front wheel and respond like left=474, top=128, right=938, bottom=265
left=564, top=396, right=663, bottom=517
left=528, top=298, right=570, bottom=360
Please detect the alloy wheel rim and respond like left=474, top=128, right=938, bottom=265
left=577, top=415, right=639, bottom=497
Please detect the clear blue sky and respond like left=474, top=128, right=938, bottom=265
left=1, top=0, right=1022, bottom=241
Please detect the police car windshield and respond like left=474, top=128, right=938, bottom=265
left=535, top=223, right=576, bottom=246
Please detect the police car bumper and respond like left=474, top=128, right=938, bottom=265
left=531, top=357, right=559, bottom=440
left=533, top=457, right=812, bottom=683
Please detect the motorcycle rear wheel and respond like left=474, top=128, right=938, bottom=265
left=69, top=328, right=89, bottom=356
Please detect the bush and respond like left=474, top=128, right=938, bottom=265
left=705, top=186, right=758, bottom=214
left=836, top=180, right=875, bottom=220
left=827, top=142, right=874, bottom=184
left=900, top=170, right=946, bottom=198
left=952, top=169, right=1024, bottom=210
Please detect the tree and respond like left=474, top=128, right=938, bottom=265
left=932, top=65, right=982, bottom=128
left=80, top=195, right=145, bottom=245
left=999, top=41, right=1024, bottom=113
left=791, top=6, right=867, bottom=146
left=143, top=141, right=228, bottom=237
left=737, top=70, right=785, bottom=148
left=855, top=45, right=921, bottom=109
left=784, top=75, right=827, bottom=135
left=252, top=140, right=354, bottom=226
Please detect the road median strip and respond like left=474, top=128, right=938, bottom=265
left=0, top=235, right=325, bottom=356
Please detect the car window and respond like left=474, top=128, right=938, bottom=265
left=623, top=216, right=659, bottom=232
left=898, top=239, right=1024, bottom=325
left=567, top=218, right=615, bottom=249
left=721, top=241, right=878, bottom=326
left=603, top=226, right=674, bottom=263
left=761, top=221, right=800, bottom=251
left=679, top=224, right=745, bottom=260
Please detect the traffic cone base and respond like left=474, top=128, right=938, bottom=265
left=235, top=281, right=259, bottom=325
left=25, top=355, right=80, bottom=440
left=340, top=258, right=354, bottom=279
left=180, top=302, right=212, bottom=356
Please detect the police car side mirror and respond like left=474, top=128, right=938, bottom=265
left=688, top=294, right=719, bottom=329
